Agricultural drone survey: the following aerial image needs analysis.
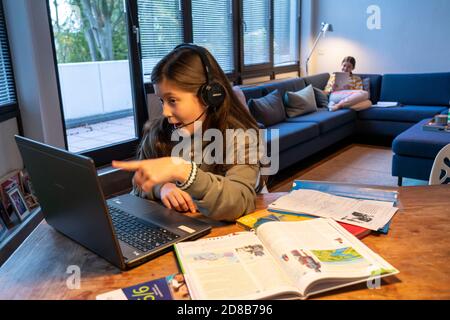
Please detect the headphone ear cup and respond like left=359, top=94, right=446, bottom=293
left=201, top=82, right=226, bottom=111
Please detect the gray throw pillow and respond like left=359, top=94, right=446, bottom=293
left=248, top=90, right=286, bottom=127
left=284, top=85, right=318, bottom=117
left=313, top=87, right=329, bottom=109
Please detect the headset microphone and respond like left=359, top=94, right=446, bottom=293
left=172, top=107, right=209, bottom=131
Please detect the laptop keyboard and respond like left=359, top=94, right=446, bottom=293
left=108, top=205, right=180, bottom=253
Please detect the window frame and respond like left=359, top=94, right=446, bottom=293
left=45, top=0, right=301, bottom=166
left=273, top=0, right=301, bottom=68
left=239, top=0, right=273, bottom=73
left=140, top=0, right=301, bottom=88
left=240, top=0, right=301, bottom=82
left=45, top=0, right=148, bottom=167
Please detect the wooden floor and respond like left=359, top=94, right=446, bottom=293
left=268, top=141, right=428, bottom=193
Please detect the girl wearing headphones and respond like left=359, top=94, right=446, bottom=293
left=113, top=44, right=263, bottom=221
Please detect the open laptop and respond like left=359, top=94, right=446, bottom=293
left=15, top=135, right=211, bottom=270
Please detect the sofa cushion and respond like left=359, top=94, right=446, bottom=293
left=380, top=72, right=450, bottom=106
left=267, top=121, right=320, bottom=152
left=284, top=85, right=318, bottom=117
left=302, top=73, right=330, bottom=90
left=356, top=119, right=415, bottom=137
left=358, top=105, right=448, bottom=122
left=355, top=73, right=382, bottom=104
left=286, top=108, right=356, bottom=134
left=241, top=86, right=266, bottom=102
left=248, top=89, right=286, bottom=127
left=263, top=78, right=306, bottom=99
left=392, top=118, right=450, bottom=159
left=313, top=87, right=329, bottom=109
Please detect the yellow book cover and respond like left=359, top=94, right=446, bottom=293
left=237, top=209, right=314, bottom=230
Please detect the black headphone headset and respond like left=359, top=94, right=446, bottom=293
left=174, top=43, right=226, bottom=112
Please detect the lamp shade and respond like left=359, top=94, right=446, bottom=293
left=321, top=22, right=333, bottom=32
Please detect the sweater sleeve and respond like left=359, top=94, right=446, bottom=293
left=353, top=76, right=363, bottom=90
left=183, top=164, right=259, bottom=222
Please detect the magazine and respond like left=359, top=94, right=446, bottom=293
left=268, top=189, right=398, bottom=231
left=96, top=273, right=190, bottom=300
left=175, top=218, right=399, bottom=300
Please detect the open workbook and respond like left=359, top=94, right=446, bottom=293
left=174, top=218, right=399, bottom=300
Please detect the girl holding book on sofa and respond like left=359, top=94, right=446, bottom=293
left=324, top=56, right=371, bottom=111
left=112, top=44, right=265, bottom=221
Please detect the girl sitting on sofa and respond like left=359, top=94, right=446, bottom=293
left=323, top=56, right=371, bottom=111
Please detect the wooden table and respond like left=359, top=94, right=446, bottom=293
left=0, top=185, right=449, bottom=300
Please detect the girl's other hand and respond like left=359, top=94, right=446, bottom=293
left=160, top=183, right=197, bottom=213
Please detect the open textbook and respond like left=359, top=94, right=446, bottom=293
left=268, top=189, right=398, bottom=231
left=174, top=218, right=399, bottom=300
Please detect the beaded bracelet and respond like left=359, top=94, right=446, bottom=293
left=176, top=160, right=198, bottom=190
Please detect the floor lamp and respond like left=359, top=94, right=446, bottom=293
left=305, top=22, right=333, bottom=75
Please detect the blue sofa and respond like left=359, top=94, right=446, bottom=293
left=240, top=72, right=450, bottom=183
left=241, top=76, right=356, bottom=171
left=392, top=118, right=450, bottom=184
left=357, top=72, right=450, bottom=137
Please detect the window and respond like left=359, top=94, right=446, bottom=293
left=0, top=0, right=17, bottom=119
left=138, top=0, right=184, bottom=81
left=48, top=0, right=140, bottom=157
left=242, top=0, right=271, bottom=66
left=274, top=0, right=299, bottom=66
left=135, top=0, right=299, bottom=85
left=192, top=0, right=234, bottom=73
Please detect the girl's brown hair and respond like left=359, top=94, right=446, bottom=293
left=138, top=46, right=264, bottom=187
left=342, top=56, right=356, bottom=69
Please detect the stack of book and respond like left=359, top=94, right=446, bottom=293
left=237, top=180, right=399, bottom=238
left=422, top=118, right=449, bottom=132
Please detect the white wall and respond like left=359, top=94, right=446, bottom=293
left=3, top=0, right=65, bottom=148
left=58, top=61, right=133, bottom=120
left=0, top=119, right=23, bottom=179
left=301, top=0, right=450, bottom=75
